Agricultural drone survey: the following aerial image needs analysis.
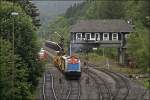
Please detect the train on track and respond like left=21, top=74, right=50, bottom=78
left=53, top=54, right=81, bottom=79
left=45, top=40, right=81, bottom=79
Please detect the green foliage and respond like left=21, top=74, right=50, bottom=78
left=0, top=39, right=12, bottom=99
left=124, top=0, right=150, bottom=72
left=125, top=1, right=150, bottom=26
left=88, top=52, right=106, bottom=63
left=144, top=80, right=150, bottom=89
left=48, top=16, right=70, bottom=46
left=94, top=48, right=118, bottom=59
left=0, top=1, right=44, bottom=99
left=86, top=1, right=125, bottom=19
left=0, top=39, right=32, bottom=100
left=65, top=2, right=87, bottom=19
left=85, top=2, right=97, bottom=19
left=127, top=22, right=150, bottom=72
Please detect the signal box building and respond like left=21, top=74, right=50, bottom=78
left=70, top=19, right=133, bottom=64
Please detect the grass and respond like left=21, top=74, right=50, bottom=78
left=79, top=52, right=107, bottom=64
left=137, top=78, right=150, bottom=89
left=144, top=79, right=150, bottom=89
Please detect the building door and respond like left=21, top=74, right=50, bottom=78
left=86, top=33, right=91, bottom=40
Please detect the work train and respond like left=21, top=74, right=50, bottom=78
left=45, top=40, right=81, bottom=79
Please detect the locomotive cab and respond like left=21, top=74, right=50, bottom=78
left=65, top=55, right=81, bottom=79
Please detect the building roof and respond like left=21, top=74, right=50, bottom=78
left=70, top=19, right=133, bottom=33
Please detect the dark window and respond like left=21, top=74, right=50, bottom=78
left=112, top=33, right=118, bottom=40
left=118, top=33, right=121, bottom=40
left=86, top=34, right=90, bottom=40
left=104, top=34, right=108, bottom=37
left=91, top=33, right=95, bottom=38
left=103, top=33, right=109, bottom=40
left=113, top=34, right=117, bottom=37
left=77, top=34, right=81, bottom=38
left=82, top=33, right=85, bottom=38
left=73, top=34, right=76, bottom=40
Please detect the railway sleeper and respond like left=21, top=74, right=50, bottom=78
left=102, top=97, right=114, bottom=100
left=117, top=92, right=129, bottom=99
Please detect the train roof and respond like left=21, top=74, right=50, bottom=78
left=45, top=40, right=58, bottom=44
left=45, top=40, right=62, bottom=50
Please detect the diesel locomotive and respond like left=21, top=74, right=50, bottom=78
left=53, top=54, right=81, bottom=79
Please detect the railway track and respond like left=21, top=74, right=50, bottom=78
left=140, top=89, right=150, bottom=100
left=98, top=68, right=130, bottom=100
left=83, top=68, right=113, bottom=100
left=40, top=48, right=147, bottom=100
left=66, top=80, right=81, bottom=100
left=42, top=66, right=82, bottom=100
left=42, top=70, right=58, bottom=100
left=85, top=62, right=130, bottom=100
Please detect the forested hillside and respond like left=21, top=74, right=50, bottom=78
left=48, top=1, right=150, bottom=72
left=0, top=1, right=43, bottom=99
left=33, top=1, right=83, bottom=39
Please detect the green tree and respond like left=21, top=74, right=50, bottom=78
left=0, top=39, right=31, bottom=100
left=97, top=1, right=125, bottom=19
left=124, top=0, right=150, bottom=72
left=0, top=1, right=43, bottom=99
left=127, top=22, right=150, bottom=72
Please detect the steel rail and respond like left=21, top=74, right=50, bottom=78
left=85, top=69, right=113, bottom=100
left=50, top=74, right=58, bottom=100
left=99, top=68, right=130, bottom=100
left=77, top=81, right=81, bottom=100
left=91, top=70, right=113, bottom=100
left=84, top=70, right=102, bottom=100
left=42, top=71, right=58, bottom=100
left=42, top=73, right=46, bottom=100
left=66, top=82, right=72, bottom=100
left=66, top=80, right=81, bottom=100
left=85, top=62, right=130, bottom=100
